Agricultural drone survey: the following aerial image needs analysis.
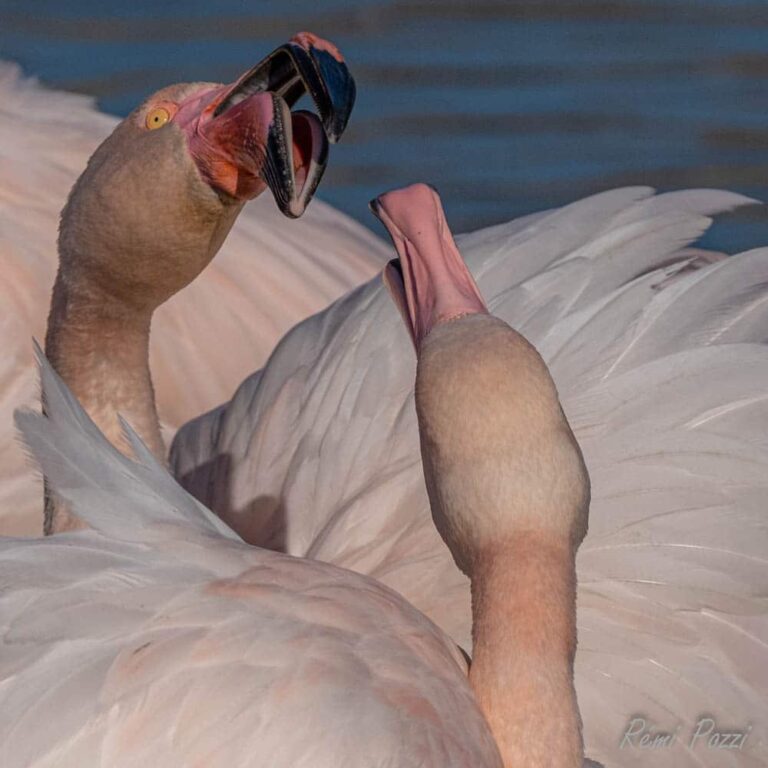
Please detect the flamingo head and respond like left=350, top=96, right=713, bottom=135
left=373, top=184, right=589, bottom=576
left=371, top=183, right=488, bottom=352
left=58, top=32, right=355, bottom=309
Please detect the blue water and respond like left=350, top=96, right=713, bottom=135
left=1, top=0, right=766, bottom=251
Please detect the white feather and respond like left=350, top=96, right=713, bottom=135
left=2, top=353, right=501, bottom=768
left=171, top=189, right=768, bottom=767
left=2, top=59, right=765, bottom=767
left=15, top=342, right=240, bottom=545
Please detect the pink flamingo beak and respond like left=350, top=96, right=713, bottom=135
left=176, top=32, right=356, bottom=217
left=371, top=183, right=488, bottom=351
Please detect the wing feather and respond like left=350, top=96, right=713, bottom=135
left=171, top=188, right=768, bottom=766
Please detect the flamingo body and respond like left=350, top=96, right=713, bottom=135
left=172, top=187, right=768, bottom=767
left=1, top=355, right=501, bottom=768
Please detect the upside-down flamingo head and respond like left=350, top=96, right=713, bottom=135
left=372, top=183, right=589, bottom=573
left=58, top=32, right=355, bottom=310
left=373, top=183, right=591, bottom=768
left=371, top=183, right=488, bottom=352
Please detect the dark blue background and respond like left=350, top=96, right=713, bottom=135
left=2, top=0, right=766, bottom=250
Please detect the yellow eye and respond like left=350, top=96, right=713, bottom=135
left=145, top=106, right=171, bottom=130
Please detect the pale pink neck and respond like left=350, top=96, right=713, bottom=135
left=45, top=270, right=164, bottom=462
left=469, top=531, right=582, bottom=768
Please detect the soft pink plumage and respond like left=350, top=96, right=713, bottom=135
left=0, top=61, right=384, bottom=536
left=1, top=62, right=766, bottom=768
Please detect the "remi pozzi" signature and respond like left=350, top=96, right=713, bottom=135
left=620, top=717, right=752, bottom=751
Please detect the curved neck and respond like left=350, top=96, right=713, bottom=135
left=469, top=532, right=582, bottom=768
left=45, top=269, right=164, bottom=461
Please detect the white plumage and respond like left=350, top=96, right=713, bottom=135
left=1, top=63, right=766, bottom=767
left=2, top=350, right=501, bottom=767
left=171, top=187, right=768, bottom=766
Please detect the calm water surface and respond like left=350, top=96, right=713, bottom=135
left=1, top=0, right=766, bottom=251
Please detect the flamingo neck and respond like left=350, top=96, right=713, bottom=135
left=469, top=531, right=582, bottom=768
left=45, top=270, right=164, bottom=463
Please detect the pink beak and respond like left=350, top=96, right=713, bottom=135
left=372, top=183, right=488, bottom=351
left=173, top=32, right=356, bottom=217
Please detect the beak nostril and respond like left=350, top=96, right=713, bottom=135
left=389, top=257, right=404, bottom=281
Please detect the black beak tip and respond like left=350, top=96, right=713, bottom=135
left=262, top=96, right=299, bottom=219
left=311, top=48, right=356, bottom=143
left=279, top=204, right=303, bottom=219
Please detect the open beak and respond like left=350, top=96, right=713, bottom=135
left=186, top=32, right=355, bottom=217
left=370, top=184, right=488, bottom=351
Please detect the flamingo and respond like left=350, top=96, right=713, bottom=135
left=375, top=183, right=590, bottom=767
left=0, top=46, right=384, bottom=536
left=1, top=182, right=590, bottom=767
left=1, top=54, right=766, bottom=768
left=2, top=351, right=502, bottom=767
left=41, top=31, right=364, bottom=532
left=172, top=185, right=768, bottom=767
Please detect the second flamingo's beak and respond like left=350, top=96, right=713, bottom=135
left=182, top=32, right=355, bottom=217
left=371, top=184, right=488, bottom=351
